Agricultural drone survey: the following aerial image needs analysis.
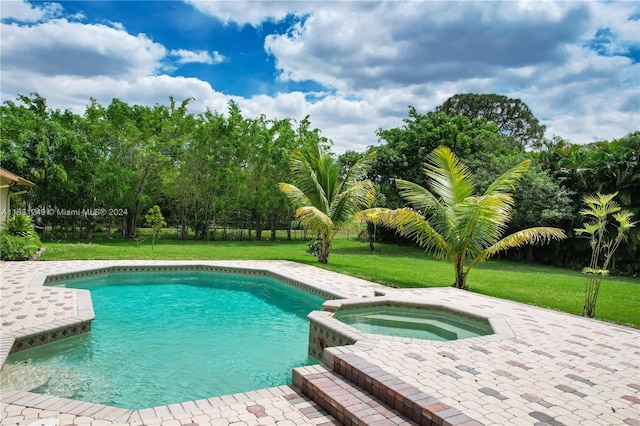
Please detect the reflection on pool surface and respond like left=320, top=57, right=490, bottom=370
left=1, top=271, right=324, bottom=409
left=334, top=305, right=494, bottom=340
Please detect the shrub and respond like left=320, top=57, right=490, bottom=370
left=3, top=213, right=33, bottom=236
left=0, top=214, right=42, bottom=260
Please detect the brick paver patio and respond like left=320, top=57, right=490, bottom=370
left=1, top=260, right=638, bottom=425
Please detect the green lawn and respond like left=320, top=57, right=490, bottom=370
left=38, top=231, right=639, bottom=328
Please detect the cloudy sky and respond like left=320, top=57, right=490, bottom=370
left=1, top=1, right=638, bottom=153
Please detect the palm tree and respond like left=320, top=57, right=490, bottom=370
left=278, top=142, right=376, bottom=264
left=368, top=145, right=566, bottom=289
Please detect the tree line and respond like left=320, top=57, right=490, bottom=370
left=2, top=93, right=328, bottom=241
left=1, top=93, right=638, bottom=274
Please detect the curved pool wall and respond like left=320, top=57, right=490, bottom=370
left=307, top=295, right=515, bottom=360
left=3, top=264, right=346, bottom=361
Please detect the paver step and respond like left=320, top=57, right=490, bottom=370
left=297, top=352, right=482, bottom=426
left=293, top=364, right=416, bottom=426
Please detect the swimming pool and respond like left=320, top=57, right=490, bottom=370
left=1, top=271, right=325, bottom=409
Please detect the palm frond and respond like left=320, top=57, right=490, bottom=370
left=295, top=206, right=334, bottom=234
left=424, top=146, right=475, bottom=205
left=330, top=179, right=376, bottom=225
left=277, top=183, right=310, bottom=208
left=383, top=207, right=451, bottom=260
left=483, top=159, right=530, bottom=195
left=582, top=267, right=609, bottom=276
left=575, top=222, right=600, bottom=237
left=342, top=150, right=377, bottom=185
left=395, top=178, right=441, bottom=212
left=288, top=148, right=330, bottom=212
left=473, top=227, right=566, bottom=266
left=354, top=207, right=392, bottom=225
left=579, top=192, right=620, bottom=218
left=453, top=193, right=514, bottom=257
left=613, top=211, right=638, bottom=233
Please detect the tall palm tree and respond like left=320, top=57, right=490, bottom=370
left=278, top=142, right=376, bottom=264
left=368, top=145, right=566, bottom=289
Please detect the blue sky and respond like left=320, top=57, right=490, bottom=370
left=1, top=0, right=638, bottom=153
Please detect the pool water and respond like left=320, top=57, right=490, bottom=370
left=334, top=306, right=493, bottom=340
left=2, top=271, right=324, bottom=409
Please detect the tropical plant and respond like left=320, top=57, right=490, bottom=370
left=145, top=205, right=166, bottom=250
left=575, top=192, right=637, bottom=318
left=367, top=146, right=566, bottom=289
left=278, top=141, right=376, bottom=264
left=0, top=214, right=42, bottom=260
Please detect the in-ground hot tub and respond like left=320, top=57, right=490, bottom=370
left=333, top=305, right=494, bottom=341
left=307, top=296, right=513, bottom=359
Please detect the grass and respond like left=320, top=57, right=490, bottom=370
left=38, top=230, right=639, bottom=328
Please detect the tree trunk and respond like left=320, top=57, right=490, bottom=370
left=50, top=216, right=57, bottom=240
left=317, top=250, right=329, bottom=264
left=453, top=266, right=468, bottom=290
left=255, top=216, right=262, bottom=241
left=86, top=221, right=94, bottom=240
left=126, top=214, right=138, bottom=238
left=317, top=233, right=330, bottom=264
left=583, top=275, right=601, bottom=318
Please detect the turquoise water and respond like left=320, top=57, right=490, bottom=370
left=334, top=306, right=493, bottom=340
left=3, top=271, right=324, bottom=409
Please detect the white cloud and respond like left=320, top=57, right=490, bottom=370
left=170, top=49, right=227, bottom=65
left=260, top=1, right=638, bottom=147
left=0, top=19, right=165, bottom=78
left=265, top=2, right=594, bottom=93
left=0, top=0, right=63, bottom=22
left=183, top=0, right=313, bottom=26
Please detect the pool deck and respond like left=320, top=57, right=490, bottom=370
left=1, top=260, right=639, bottom=426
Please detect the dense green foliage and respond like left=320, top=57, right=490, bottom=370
left=0, top=214, right=42, bottom=260
left=436, top=93, right=546, bottom=148
left=2, top=93, right=637, bottom=274
left=1, top=94, right=322, bottom=241
left=534, top=134, right=640, bottom=273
